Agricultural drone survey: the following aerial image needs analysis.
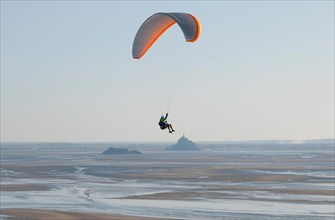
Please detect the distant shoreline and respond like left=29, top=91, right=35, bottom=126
left=1, top=138, right=334, bottom=144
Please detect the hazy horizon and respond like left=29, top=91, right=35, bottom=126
left=1, top=1, right=334, bottom=142
left=1, top=138, right=334, bottom=145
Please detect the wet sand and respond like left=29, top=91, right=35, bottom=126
left=125, top=187, right=334, bottom=200
left=1, top=184, right=50, bottom=191
left=0, top=209, right=166, bottom=220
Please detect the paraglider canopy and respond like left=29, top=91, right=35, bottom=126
left=132, top=12, right=201, bottom=59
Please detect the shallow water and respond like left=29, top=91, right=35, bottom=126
left=1, top=142, right=334, bottom=219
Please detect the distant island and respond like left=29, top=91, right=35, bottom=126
left=102, top=147, right=141, bottom=154
left=166, top=134, right=199, bottom=151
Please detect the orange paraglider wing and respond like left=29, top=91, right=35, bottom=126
left=132, top=13, right=201, bottom=59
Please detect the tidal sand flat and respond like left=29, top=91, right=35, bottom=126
left=1, top=209, right=165, bottom=220
left=1, top=142, right=334, bottom=219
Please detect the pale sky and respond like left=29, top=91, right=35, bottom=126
left=1, top=1, right=334, bottom=142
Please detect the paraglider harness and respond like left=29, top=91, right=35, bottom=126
left=159, top=113, right=169, bottom=130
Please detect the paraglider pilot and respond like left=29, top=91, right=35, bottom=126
left=159, top=113, right=175, bottom=133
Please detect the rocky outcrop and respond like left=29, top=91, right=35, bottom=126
left=102, top=147, right=141, bottom=154
left=166, top=134, right=199, bottom=151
